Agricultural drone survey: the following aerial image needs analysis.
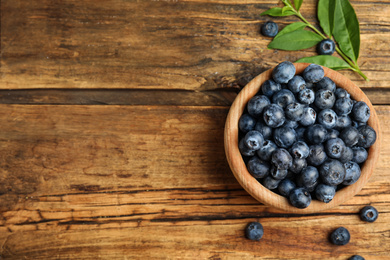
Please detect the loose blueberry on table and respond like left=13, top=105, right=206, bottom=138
left=261, top=21, right=278, bottom=37
left=360, top=205, right=378, bottom=222
left=329, top=227, right=350, bottom=245
left=237, top=61, right=377, bottom=209
left=245, top=222, right=264, bottom=241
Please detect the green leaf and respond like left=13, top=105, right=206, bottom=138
left=318, top=0, right=335, bottom=37
left=296, top=55, right=352, bottom=70
left=294, top=0, right=303, bottom=11
left=274, top=22, right=306, bottom=39
left=260, top=7, right=295, bottom=17
left=268, top=30, right=323, bottom=51
left=333, top=0, right=360, bottom=62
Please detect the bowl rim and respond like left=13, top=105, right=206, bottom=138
left=224, top=63, right=381, bottom=213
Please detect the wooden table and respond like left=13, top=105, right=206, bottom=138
left=0, top=1, right=389, bottom=259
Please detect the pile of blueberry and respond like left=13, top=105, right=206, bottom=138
left=238, top=61, right=377, bottom=209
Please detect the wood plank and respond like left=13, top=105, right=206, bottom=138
left=1, top=0, right=390, bottom=90
left=0, top=104, right=389, bottom=259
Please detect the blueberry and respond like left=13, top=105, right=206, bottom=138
left=319, top=159, right=346, bottom=186
left=289, top=187, right=311, bottom=208
left=325, top=138, right=346, bottom=159
left=283, top=120, right=299, bottom=129
left=302, top=64, right=324, bottom=83
left=349, top=255, right=365, bottom=260
left=247, top=156, right=271, bottom=179
left=334, top=98, right=354, bottom=116
left=360, top=206, right=378, bottom=222
left=352, top=101, right=370, bottom=123
left=315, top=184, right=336, bottom=203
left=314, top=89, right=336, bottom=110
left=316, top=77, right=336, bottom=92
left=317, top=39, right=336, bottom=55
left=272, top=61, right=296, bottom=84
left=271, top=148, right=293, bottom=170
left=244, top=130, right=264, bottom=151
left=343, top=161, right=361, bottom=185
left=239, top=113, right=257, bottom=133
left=327, top=129, right=340, bottom=140
left=261, top=21, right=278, bottom=37
left=340, top=126, right=361, bottom=147
left=290, top=158, right=307, bottom=174
left=357, top=125, right=377, bottom=148
left=296, top=127, right=306, bottom=142
left=297, top=88, right=315, bottom=105
left=247, top=95, right=271, bottom=118
left=297, top=166, right=319, bottom=191
left=278, top=179, right=296, bottom=197
left=329, top=227, right=350, bottom=245
left=307, top=144, right=328, bottom=166
left=245, top=222, right=264, bottom=241
left=339, top=146, right=354, bottom=163
left=290, top=141, right=310, bottom=159
left=288, top=75, right=306, bottom=93
left=261, top=79, right=282, bottom=98
left=335, top=115, right=352, bottom=130
left=300, top=107, right=317, bottom=126
left=263, top=104, right=286, bottom=128
left=335, top=88, right=350, bottom=99
left=274, top=126, right=297, bottom=148
left=239, top=138, right=256, bottom=157
left=270, top=165, right=288, bottom=180
left=257, top=140, right=278, bottom=161
left=317, top=109, right=338, bottom=129
left=254, top=121, right=273, bottom=140
left=285, top=102, right=305, bottom=121
left=306, top=124, right=328, bottom=144
left=272, top=89, right=296, bottom=108
left=262, top=176, right=281, bottom=190
left=352, top=147, right=368, bottom=164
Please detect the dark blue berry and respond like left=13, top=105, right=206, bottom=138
left=316, top=77, right=336, bottom=92
left=335, top=115, right=352, bottom=130
left=300, top=107, right=317, bottom=126
left=261, top=79, right=281, bottom=98
left=272, top=89, right=296, bottom=108
left=317, top=109, right=338, bottom=129
left=315, top=184, right=336, bottom=203
left=306, top=124, right=328, bottom=144
left=307, top=144, right=328, bottom=166
left=274, top=126, right=297, bottom=148
left=271, top=148, right=293, bottom=170
left=244, top=130, right=264, bottom=150
left=297, top=88, right=315, bottom=105
left=352, top=147, right=368, bottom=164
left=290, top=158, right=307, bottom=174
left=278, top=179, right=296, bottom=197
left=285, top=102, right=305, bottom=121
left=291, top=141, right=310, bottom=159
left=289, top=187, right=311, bottom=208
left=263, top=104, right=286, bottom=128
left=270, top=165, right=288, bottom=180
left=272, top=61, right=296, bottom=84
left=254, top=121, right=273, bottom=140
left=262, top=176, right=281, bottom=190
left=257, top=140, right=278, bottom=161
left=288, top=75, right=306, bottom=93
left=349, top=255, right=365, bottom=260
left=352, top=101, right=370, bottom=123
left=247, top=95, right=271, bottom=118
left=247, top=156, right=270, bottom=179
left=360, top=206, right=378, bottom=222
left=239, top=138, right=256, bottom=157
left=261, top=21, right=278, bottom=37
left=325, top=138, right=346, bottom=159
left=327, top=129, right=340, bottom=140
left=357, top=125, right=377, bottom=148
left=339, top=146, right=354, bottom=163
left=239, top=114, right=256, bottom=133
left=314, top=89, right=336, bottom=110
left=245, top=222, right=264, bottom=241
left=317, top=39, right=336, bottom=55
left=302, top=64, right=324, bottom=83
left=343, top=161, right=361, bottom=185
left=334, top=98, right=354, bottom=116
left=335, top=88, right=350, bottom=99
left=283, top=120, right=299, bottom=129
left=295, top=127, right=307, bottom=142
left=319, top=159, right=346, bottom=186
left=340, top=126, right=361, bottom=147
left=297, top=166, right=319, bottom=191
left=330, top=227, right=350, bottom=245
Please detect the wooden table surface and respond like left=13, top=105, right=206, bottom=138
left=0, top=0, right=389, bottom=259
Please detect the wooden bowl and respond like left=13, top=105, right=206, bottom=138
left=224, top=63, right=381, bottom=213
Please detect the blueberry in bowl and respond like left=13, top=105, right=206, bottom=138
left=224, top=62, right=381, bottom=213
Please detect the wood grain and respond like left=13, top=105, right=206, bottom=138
left=0, top=104, right=389, bottom=259
left=1, top=0, right=390, bottom=90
